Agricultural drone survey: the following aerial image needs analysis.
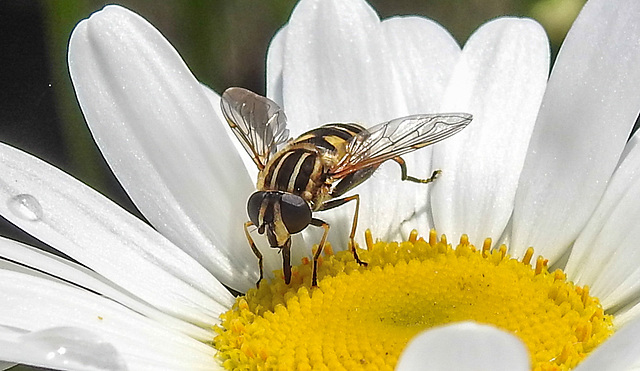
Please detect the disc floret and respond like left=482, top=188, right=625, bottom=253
left=214, top=230, right=613, bottom=370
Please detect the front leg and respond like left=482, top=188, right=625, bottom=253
left=317, top=194, right=367, bottom=267
left=281, top=237, right=292, bottom=284
left=244, top=221, right=264, bottom=287
left=309, top=218, right=330, bottom=287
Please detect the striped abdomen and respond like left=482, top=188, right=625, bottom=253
left=293, top=123, right=365, bottom=158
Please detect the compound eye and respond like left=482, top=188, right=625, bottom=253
left=247, top=192, right=266, bottom=228
left=280, top=193, right=311, bottom=234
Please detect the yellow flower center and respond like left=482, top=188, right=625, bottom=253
left=214, top=230, right=613, bottom=370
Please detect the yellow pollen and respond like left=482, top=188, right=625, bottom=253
left=214, top=230, right=613, bottom=370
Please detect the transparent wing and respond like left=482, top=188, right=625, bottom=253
left=331, top=113, right=472, bottom=178
left=220, top=87, right=290, bottom=170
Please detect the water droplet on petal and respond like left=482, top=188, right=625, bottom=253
left=20, top=327, right=128, bottom=370
left=7, top=194, right=43, bottom=221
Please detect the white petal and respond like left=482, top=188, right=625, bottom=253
left=266, top=25, right=287, bottom=106
left=0, top=269, right=219, bottom=371
left=278, top=1, right=460, bottom=125
left=431, top=18, right=549, bottom=246
left=280, top=0, right=392, bottom=129
left=375, top=16, right=462, bottom=240
left=203, top=84, right=259, bottom=184
left=380, top=16, right=460, bottom=115
left=0, top=142, right=232, bottom=327
left=0, top=237, right=213, bottom=341
left=614, top=296, right=640, bottom=328
left=574, top=318, right=640, bottom=371
left=511, top=0, right=640, bottom=260
left=563, top=134, right=640, bottom=309
left=68, top=5, right=257, bottom=291
left=0, top=327, right=127, bottom=371
left=396, top=322, right=529, bottom=371
left=280, top=0, right=463, bottom=244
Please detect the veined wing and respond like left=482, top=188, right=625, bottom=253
left=220, top=87, right=290, bottom=170
left=330, top=113, right=472, bottom=178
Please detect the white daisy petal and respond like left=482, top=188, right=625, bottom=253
left=0, top=326, right=127, bottom=371
left=375, top=16, right=462, bottom=240
left=396, top=322, right=529, bottom=371
left=431, top=17, right=549, bottom=246
left=0, top=142, right=232, bottom=327
left=68, top=5, right=257, bottom=291
left=380, top=16, right=461, bottom=115
left=0, top=269, right=218, bottom=371
left=266, top=25, right=287, bottom=107
left=574, top=318, right=640, bottom=371
left=280, top=0, right=392, bottom=129
left=278, top=1, right=460, bottom=122
left=0, top=245, right=71, bottom=282
left=0, top=237, right=213, bottom=341
left=511, top=0, right=640, bottom=260
left=618, top=132, right=640, bottom=165
left=280, top=0, right=465, bottom=245
left=202, top=84, right=259, bottom=184
left=614, top=296, right=640, bottom=329
left=563, top=135, right=640, bottom=310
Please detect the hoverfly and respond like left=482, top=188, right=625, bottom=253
left=221, top=87, right=472, bottom=287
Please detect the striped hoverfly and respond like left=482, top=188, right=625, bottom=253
left=220, top=87, right=472, bottom=287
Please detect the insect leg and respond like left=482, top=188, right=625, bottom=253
left=393, top=156, right=441, bottom=184
left=309, top=218, right=330, bottom=287
left=317, top=195, right=366, bottom=267
left=282, top=237, right=292, bottom=284
left=244, top=221, right=264, bottom=287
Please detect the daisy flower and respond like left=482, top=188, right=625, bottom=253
left=1, top=0, right=640, bottom=370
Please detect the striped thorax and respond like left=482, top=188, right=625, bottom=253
left=257, top=123, right=365, bottom=209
